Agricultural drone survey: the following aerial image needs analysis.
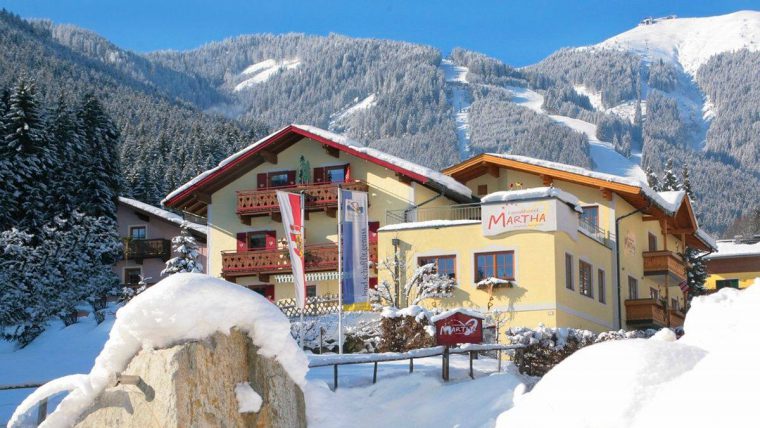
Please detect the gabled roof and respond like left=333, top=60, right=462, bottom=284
left=703, top=238, right=760, bottom=260
left=162, top=124, right=474, bottom=213
left=443, top=153, right=716, bottom=251
left=119, top=197, right=207, bottom=237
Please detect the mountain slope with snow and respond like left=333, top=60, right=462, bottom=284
left=596, top=10, right=760, bottom=76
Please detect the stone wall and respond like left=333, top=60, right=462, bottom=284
left=75, top=329, right=306, bottom=427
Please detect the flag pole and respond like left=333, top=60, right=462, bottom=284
left=299, top=191, right=305, bottom=349
left=337, top=185, right=343, bottom=355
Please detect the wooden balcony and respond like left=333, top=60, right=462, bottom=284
left=236, top=180, right=369, bottom=218
left=625, top=299, right=684, bottom=329
left=221, top=241, right=378, bottom=278
left=642, top=251, right=686, bottom=283
left=122, top=238, right=171, bottom=263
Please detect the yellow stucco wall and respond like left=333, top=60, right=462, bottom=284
left=205, top=136, right=460, bottom=300
left=705, top=271, right=759, bottom=290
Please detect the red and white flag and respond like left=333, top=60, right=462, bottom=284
left=678, top=280, right=689, bottom=293
left=276, top=191, right=306, bottom=309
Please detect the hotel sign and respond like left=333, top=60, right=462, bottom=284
left=481, top=199, right=578, bottom=239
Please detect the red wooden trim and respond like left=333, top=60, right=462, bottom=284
left=164, top=125, right=432, bottom=207
left=236, top=233, right=247, bottom=252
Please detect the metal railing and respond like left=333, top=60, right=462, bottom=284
left=578, top=218, right=616, bottom=248
left=386, top=203, right=482, bottom=225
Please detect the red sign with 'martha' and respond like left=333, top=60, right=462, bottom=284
left=434, top=311, right=483, bottom=346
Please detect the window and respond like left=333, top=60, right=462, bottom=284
left=649, top=287, right=659, bottom=300
left=580, top=206, right=599, bottom=228
left=474, top=251, right=514, bottom=282
left=671, top=298, right=679, bottom=311
left=628, top=276, right=638, bottom=299
left=247, top=232, right=268, bottom=250
left=716, top=279, right=739, bottom=289
left=579, top=260, right=593, bottom=297
left=124, top=268, right=142, bottom=285
left=129, top=226, right=146, bottom=239
left=565, top=253, right=574, bottom=290
left=269, top=172, right=290, bottom=188
left=257, top=171, right=296, bottom=188
left=597, top=269, right=606, bottom=303
left=419, top=255, right=456, bottom=279
left=477, top=184, right=488, bottom=196
left=648, top=233, right=658, bottom=252
left=325, top=165, right=347, bottom=183
left=306, top=285, right=317, bottom=298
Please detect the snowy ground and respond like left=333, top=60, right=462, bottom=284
left=306, top=354, right=527, bottom=428
left=505, top=86, right=646, bottom=182
left=441, top=59, right=472, bottom=159
left=0, top=307, right=117, bottom=424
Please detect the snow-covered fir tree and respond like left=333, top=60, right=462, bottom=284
left=681, top=165, right=694, bottom=202
left=0, top=79, right=121, bottom=345
left=660, top=158, right=680, bottom=191
left=645, top=166, right=660, bottom=191
left=684, top=247, right=707, bottom=300
left=161, top=222, right=204, bottom=276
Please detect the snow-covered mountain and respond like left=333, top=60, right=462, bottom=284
left=596, top=10, right=760, bottom=77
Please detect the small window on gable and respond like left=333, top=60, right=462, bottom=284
left=597, top=269, right=606, bottom=304
left=477, top=184, right=488, bottom=196
left=129, top=226, right=146, bottom=240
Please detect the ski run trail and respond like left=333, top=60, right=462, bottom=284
left=441, top=59, right=472, bottom=160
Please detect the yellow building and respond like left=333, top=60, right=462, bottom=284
left=378, top=154, right=715, bottom=332
left=162, top=124, right=474, bottom=302
left=163, top=126, right=716, bottom=333
left=704, top=237, right=760, bottom=290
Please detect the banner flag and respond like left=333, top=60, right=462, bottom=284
left=340, top=190, right=369, bottom=304
left=276, top=191, right=306, bottom=309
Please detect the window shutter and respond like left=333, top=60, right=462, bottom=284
left=344, top=164, right=351, bottom=182
left=313, top=167, right=325, bottom=183
left=287, top=170, right=296, bottom=185
left=265, top=230, right=277, bottom=250
left=236, top=233, right=247, bottom=252
left=257, top=173, right=267, bottom=189
left=369, top=277, right=378, bottom=289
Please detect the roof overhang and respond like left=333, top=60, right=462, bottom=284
left=443, top=154, right=715, bottom=251
left=163, top=125, right=474, bottom=215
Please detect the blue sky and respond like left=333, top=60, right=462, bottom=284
left=1, top=0, right=758, bottom=65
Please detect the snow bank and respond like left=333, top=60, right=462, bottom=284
left=481, top=187, right=583, bottom=213
left=234, top=382, right=263, bottom=413
left=497, top=281, right=760, bottom=428
left=8, top=273, right=308, bottom=428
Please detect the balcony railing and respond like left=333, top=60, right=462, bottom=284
left=642, top=250, right=686, bottom=282
left=625, top=298, right=685, bottom=329
left=237, top=180, right=369, bottom=216
left=222, top=242, right=378, bottom=277
left=386, top=203, right=482, bottom=225
left=578, top=218, right=616, bottom=248
left=122, top=238, right=171, bottom=262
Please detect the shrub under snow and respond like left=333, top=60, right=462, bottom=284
left=497, top=280, right=760, bottom=428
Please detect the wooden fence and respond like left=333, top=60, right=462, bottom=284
left=276, top=293, right=340, bottom=318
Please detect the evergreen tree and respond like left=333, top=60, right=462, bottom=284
left=684, top=247, right=707, bottom=301
left=660, top=158, right=680, bottom=191
left=161, top=222, right=204, bottom=276
left=645, top=166, right=660, bottom=191
left=681, top=165, right=694, bottom=201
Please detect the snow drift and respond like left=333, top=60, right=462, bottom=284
left=497, top=280, right=760, bottom=428
left=8, top=273, right=308, bottom=428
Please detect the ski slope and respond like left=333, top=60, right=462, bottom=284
left=328, top=94, right=377, bottom=131
left=234, top=58, right=302, bottom=91
left=596, top=10, right=760, bottom=77
left=506, top=86, right=646, bottom=182
left=441, top=59, right=472, bottom=159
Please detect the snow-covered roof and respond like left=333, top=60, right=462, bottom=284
left=485, top=153, right=681, bottom=216
left=695, top=229, right=718, bottom=252
left=703, top=238, right=760, bottom=260
left=430, top=308, right=485, bottom=323
left=8, top=273, right=308, bottom=427
left=656, top=191, right=686, bottom=214
left=162, top=125, right=473, bottom=206
left=481, top=187, right=583, bottom=213
left=378, top=219, right=480, bottom=232
left=119, top=197, right=207, bottom=236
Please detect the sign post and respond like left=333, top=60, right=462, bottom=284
left=433, top=310, right=484, bottom=381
